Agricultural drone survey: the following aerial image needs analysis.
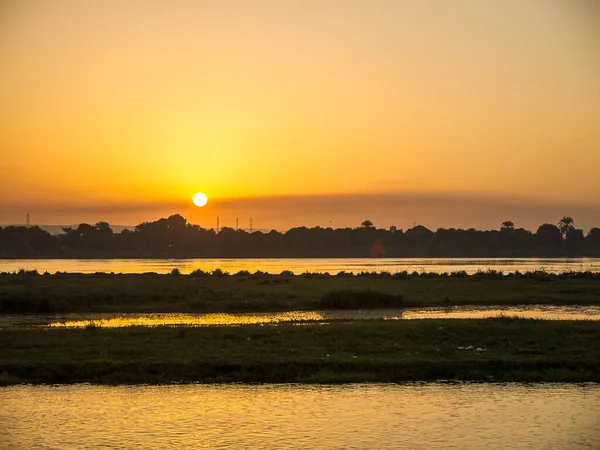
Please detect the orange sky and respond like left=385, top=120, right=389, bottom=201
left=1, top=1, right=599, bottom=230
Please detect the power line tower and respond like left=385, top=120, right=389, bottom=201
left=249, top=218, right=253, bottom=233
left=216, top=216, right=220, bottom=233
left=26, top=210, right=31, bottom=228
left=236, top=218, right=239, bottom=230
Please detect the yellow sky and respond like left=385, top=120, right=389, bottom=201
left=1, top=0, right=599, bottom=229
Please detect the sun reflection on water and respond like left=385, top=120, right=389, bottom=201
left=49, top=311, right=327, bottom=329
left=44, top=305, right=600, bottom=329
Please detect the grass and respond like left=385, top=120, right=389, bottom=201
left=318, top=290, right=403, bottom=309
left=1, top=270, right=598, bottom=385
left=0, top=270, right=599, bottom=313
left=0, top=319, right=598, bottom=385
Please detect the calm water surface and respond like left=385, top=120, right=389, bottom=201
left=2, top=257, right=600, bottom=275
left=1, top=305, right=598, bottom=329
left=1, top=383, right=598, bottom=449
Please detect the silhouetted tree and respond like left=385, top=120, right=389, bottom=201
left=166, top=214, right=187, bottom=230
left=566, top=228, right=585, bottom=254
left=587, top=228, right=600, bottom=256
left=26, top=226, right=59, bottom=254
left=558, top=216, right=575, bottom=239
left=0, top=225, right=57, bottom=257
left=501, top=221, right=515, bottom=230
left=535, top=224, right=562, bottom=249
left=587, top=228, right=600, bottom=245
left=361, top=220, right=374, bottom=228
left=2, top=213, right=599, bottom=258
left=405, top=225, right=434, bottom=256
left=95, top=221, right=113, bottom=251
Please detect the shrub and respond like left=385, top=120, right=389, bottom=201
left=319, top=289, right=403, bottom=309
left=376, top=271, right=392, bottom=278
left=472, top=270, right=504, bottom=279
left=392, top=271, right=410, bottom=280
left=252, top=270, right=266, bottom=279
left=211, top=268, right=229, bottom=277
left=335, top=271, right=353, bottom=277
left=235, top=270, right=251, bottom=277
left=300, top=272, right=321, bottom=278
left=190, top=269, right=209, bottom=277
left=525, top=271, right=553, bottom=282
left=450, top=271, right=469, bottom=278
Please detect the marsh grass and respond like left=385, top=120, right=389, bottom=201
left=0, top=271, right=599, bottom=314
left=84, top=320, right=101, bottom=330
left=0, top=319, right=598, bottom=385
left=319, top=290, right=403, bottom=309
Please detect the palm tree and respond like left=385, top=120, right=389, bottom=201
left=501, top=221, right=515, bottom=230
left=361, top=220, right=374, bottom=228
left=558, top=216, right=575, bottom=239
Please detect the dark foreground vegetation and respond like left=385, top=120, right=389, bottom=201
left=1, top=319, right=598, bottom=385
left=2, top=268, right=597, bottom=385
left=2, top=214, right=600, bottom=258
left=1, top=270, right=600, bottom=313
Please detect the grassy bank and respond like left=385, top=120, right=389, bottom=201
left=1, top=270, right=599, bottom=313
left=1, top=319, right=598, bottom=385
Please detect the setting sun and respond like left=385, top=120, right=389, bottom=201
left=1, top=3, right=599, bottom=447
left=193, top=192, right=208, bottom=207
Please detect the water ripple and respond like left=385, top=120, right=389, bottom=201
left=1, top=383, right=598, bottom=449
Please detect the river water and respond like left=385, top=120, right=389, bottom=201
left=1, top=305, right=597, bottom=330
left=2, top=257, right=600, bottom=275
left=1, top=383, right=598, bottom=449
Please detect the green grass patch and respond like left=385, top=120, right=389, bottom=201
left=0, top=319, right=598, bottom=384
left=319, top=290, right=403, bottom=308
left=0, top=271, right=599, bottom=314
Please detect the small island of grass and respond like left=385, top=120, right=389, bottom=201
left=0, top=270, right=598, bottom=385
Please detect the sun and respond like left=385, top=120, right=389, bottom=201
left=192, top=192, right=208, bottom=207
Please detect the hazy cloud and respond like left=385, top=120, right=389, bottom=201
left=5, top=192, right=599, bottom=232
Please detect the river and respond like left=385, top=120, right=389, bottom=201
left=1, top=305, right=599, bottom=330
left=1, top=383, right=598, bottom=449
left=2, top=257, right=600, bottom=275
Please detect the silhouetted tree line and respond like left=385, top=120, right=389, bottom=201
left=1, top=214, right=600, bottom=258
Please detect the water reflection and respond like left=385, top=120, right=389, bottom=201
left=2, top=257, right=600, bottom=275
left=16, top=305, right=599, bottom=329
left=399, top=305, right=600, bottom=321
left=1, top=383, right=598, bottom=449
left=50, top=311, right=328, bottom=328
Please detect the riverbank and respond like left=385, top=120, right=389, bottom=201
left=1, top=271, right=600, bottom=313
left=1, top=319, right=598, bottom=385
